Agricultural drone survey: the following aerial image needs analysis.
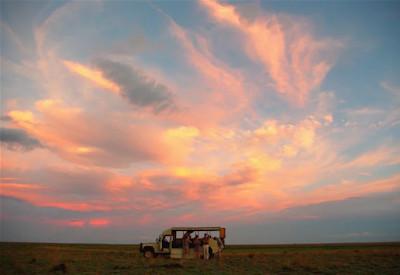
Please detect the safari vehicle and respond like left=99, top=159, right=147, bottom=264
left=139, top=226, right=226, bottom=259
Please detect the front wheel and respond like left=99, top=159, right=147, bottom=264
left=144, top=250, right=154, bottom=258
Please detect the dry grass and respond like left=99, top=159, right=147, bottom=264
left=1, top=242, right=399, bottom=274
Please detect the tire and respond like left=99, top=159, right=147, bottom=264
left=144, top=249, right=154, bottom=258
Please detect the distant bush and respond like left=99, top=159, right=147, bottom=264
left=50, top=263, right=67, bottom=273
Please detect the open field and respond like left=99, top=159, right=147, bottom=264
left=1, top=242, right=400, bottom=274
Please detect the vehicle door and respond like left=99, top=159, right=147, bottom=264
left=170, top=230, right=184, bottom=258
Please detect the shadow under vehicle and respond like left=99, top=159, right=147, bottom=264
left=139, top=226, right=226, bottom=259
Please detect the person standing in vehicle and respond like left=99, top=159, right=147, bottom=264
left=183, top=234, right=191, bottom=258
left=193, top=235, right=201, bottom=259
left=202, top=233, right=210, bottom=260
left=215, top=237, right=224, bottom=257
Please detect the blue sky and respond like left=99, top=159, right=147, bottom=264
left=1, top=0, right=399, bottom=244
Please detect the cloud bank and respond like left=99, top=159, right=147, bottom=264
left=0, top=127, right=42, bottom=150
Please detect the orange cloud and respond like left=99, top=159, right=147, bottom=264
left=250, top=117, right=322, bottom=157
left=106, top=175, right=134, bottom=193
left=63, top=60, right=120, bottom=93
left=3, top=94, right=396, bottom=224
left=6, top=103, right=394, bottom=223
left=162, top=126, right=200, bottom=163
left=200, top=0, right=339, bottom=105
left=8, top=100, right=187, bottom=167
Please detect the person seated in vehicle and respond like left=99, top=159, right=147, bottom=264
left=162, top=236, right=170, bottom=250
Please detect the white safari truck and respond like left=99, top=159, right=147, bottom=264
left=139, top=226, right=226, bottom=259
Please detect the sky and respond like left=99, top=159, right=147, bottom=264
left=1, top=0, right=399, bottom=244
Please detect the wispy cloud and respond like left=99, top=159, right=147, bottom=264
left=381, top=81, right=400, bottom=97
left=199, top=0, right=341, bottom=106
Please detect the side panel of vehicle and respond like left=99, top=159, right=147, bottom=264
left=140, top=242, right=171, bottom=257
left=170, top=248, right=197, bottom=259
left=170, top=248, right=183, bottom=259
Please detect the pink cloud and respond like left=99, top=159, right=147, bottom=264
left=341, top=146, right=400, bottom=169
left=46, top=218, right=110, bottom=228
left=298, top=174, right=400, bottom=207
left=162, top=12, right=252, bottom=126
left=137, top=215, right=154, bottom=226
left=66, top=220, right=85, bottom=228
left=199, top=0, right=341, bottom=106
left=46, top=219, right=86, bottom=228
left=7, top=99, right=198, bottom=167
left=3, top=107, right=397, bottom=224
left=89, top=218, right=110, bottom=227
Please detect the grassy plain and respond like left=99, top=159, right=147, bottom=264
left=1, top=242, right=400, bottom=274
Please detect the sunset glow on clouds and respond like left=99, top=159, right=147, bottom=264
left=1, top=0, right=399, bottom=244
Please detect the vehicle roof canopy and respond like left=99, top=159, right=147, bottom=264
left=162, top=226, right=224, bottom=236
